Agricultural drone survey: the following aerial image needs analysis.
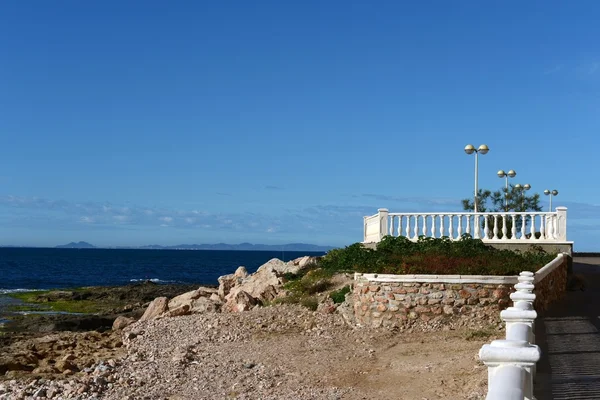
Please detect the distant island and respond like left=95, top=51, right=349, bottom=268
left=54, top=242, right=334, bottom=252
left=55, top=241, right=96, bottom=249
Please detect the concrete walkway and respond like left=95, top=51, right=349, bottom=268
left=534, top=257, right=600, bottom=399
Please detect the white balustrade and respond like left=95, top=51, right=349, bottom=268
left=363, top=208, right=568, bottom=244
left=479, top=270, right=542, bottom=400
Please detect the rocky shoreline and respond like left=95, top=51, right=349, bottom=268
left=0, top=256, right=491, bottom=399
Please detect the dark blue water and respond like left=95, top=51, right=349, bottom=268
left=0, top=248, right=325, bottom=292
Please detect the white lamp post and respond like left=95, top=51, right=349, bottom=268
left=514, top=183, right=531, bottom=211
left=544, top=189, right=558, bottom=211
left=497, top=169, right=517, bottom=211
left=464, top=144, right=489, bottom=213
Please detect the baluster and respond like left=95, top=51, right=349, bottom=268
left=413, top=215, right=419, bottom=239
left=439, top=215, right=445, bottom=237
left=530, top=214, right=536, bottom=240
left=448, top=215, right=454, bottom=239
left=422, top=215, right=427, bottom=237
left=484, top=216, right=490, bottom=239
left=466, top=215, right=471, bottom=236
left=406, top=215, right=411, bottom=239
left=511, top=215, right=517, bottom=240
left=546, top=215, right=553, bottom=240
left=397, top=216, right=402, bottom=237
left=457, top=215, right=463, bottom=237
left=431, top=215, right=436, bottom=238
left=520, top=214, right=527, bottom=240
left=502, top=215, right=507, bottom=239
left=540, top=215, right=545, bottom=240
left=492, top=215, right=499, bottom=239
left=474, top=215, right=480, bottom=239
left=389, top=216, right=395, bottom=236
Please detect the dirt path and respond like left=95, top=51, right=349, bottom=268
left=1, top=305, right=493, bottom=399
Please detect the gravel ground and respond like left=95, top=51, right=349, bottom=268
left=1, top=304, right=491, bottom=399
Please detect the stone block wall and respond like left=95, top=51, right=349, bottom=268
left=352, top=253, right=567, bottom=330
left=533, top=254, right=568, bottom=312
left=353, top=276, right=515, bottom=329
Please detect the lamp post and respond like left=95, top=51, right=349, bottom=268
left=464, top=144, right=489, bottom=213
left=514, top=183, right=531, bottom=211
left=497, top=169, right=517, bottom=211
left=544, top=189, right=558, bottom=211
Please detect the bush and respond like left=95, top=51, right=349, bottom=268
left=283, top=268, right=333, bottom=295
left=316, top=235, right=555, bottom=276
left=329, top=285, right=351, bottom=304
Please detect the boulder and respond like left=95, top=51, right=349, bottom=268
left=218, top=266, right=249, bottom=298
left=55, top=359, right=77, bottom=373
left=112, top=316, right=136, bottom=331
left=224, top=263, right=283, bottom=304
left=190, top=297, right=221, bottom=313
left=164, top=304, right=191, bottom=318
left=139, top=297, right=169, bottom=321
left=275, top=256, right=319, bottom=275
left=168, top=286, right=218, bottom=310
left=223, top=290, right=257, bottom=313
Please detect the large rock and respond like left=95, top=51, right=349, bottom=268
left=164, top=304, right=191, bottom=318
left=168, top=286, right=218, bottom=310
left=164, top=297, right=221, bottom=318
left=190, top=297, right=221, bottom=313
left=224, top=262, right=283, bottom=304
left=218, top=266, right=249, bottom=299
left=223, top=290, right=257, bottom=313
left=220, top=257, right=319, bottom=313
left=139, top=297, right=169, bottom=321
left=112, top=316, right=136, bottom=331
left=275, top=256, right=319, bottom=275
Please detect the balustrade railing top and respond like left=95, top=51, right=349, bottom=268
left=363, top=207, right=568, bottom=243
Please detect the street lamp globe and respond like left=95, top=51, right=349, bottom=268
left=552, top=190, right=558, bottom=196
left=478, top=144, right=489, bottom=154
left=524, top=184, right=531, bottom=190
left=544, top=189, right=550, bottom=195
left=497, top=170, right=506, bottom=178
left=507, top=169, right=516, bottom=178
left=515, top=184, right=522, bottom=189
left=464, top=144, right=475, bottom=154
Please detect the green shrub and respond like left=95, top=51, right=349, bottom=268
left=300, top=296, right=319, bottom=311
left=329, top=285, right=351, bottom=304
left=283, top=268, right=333, bottom=295
left=317, top=235, right=555, bottom=276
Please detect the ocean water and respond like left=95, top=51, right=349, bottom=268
left=0, top=248, right=326, bottom=292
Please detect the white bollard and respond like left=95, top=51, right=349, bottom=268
left=480, top=339, right=540, bottom=400
left=503, top=271, right=537, bottom=344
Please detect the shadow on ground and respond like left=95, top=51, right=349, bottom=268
left=535, top=258, right=600, bottom=400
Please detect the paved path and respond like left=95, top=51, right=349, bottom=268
left=534, top=257, right=600, bottom=399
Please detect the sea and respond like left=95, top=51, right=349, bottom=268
left=0, top=248, right=325, bottom=321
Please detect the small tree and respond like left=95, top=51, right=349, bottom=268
left=461, top=185, right=542, bottom=238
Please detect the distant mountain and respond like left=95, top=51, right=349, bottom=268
left=56, top=241, right=96, bottom=249
left=139, top=242, right=335, bottom=252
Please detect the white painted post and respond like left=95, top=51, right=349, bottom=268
left=556, top=207, right=567, bottom=241
left=479, top=339, right=540, bottom=400
left=502, top=272, right=537, bottom=344
left=363, top=216, right=368, bottom=242
left=378, top=208, right=389, bottom=242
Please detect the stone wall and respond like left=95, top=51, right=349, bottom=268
left=533, top=254, right=568, bottom=312
left=352, top=253, right=568, bottom=330
left=353, top=276, right=515, bottom=330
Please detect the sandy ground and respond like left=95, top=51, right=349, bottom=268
left=1, top=305, right=493, bottom=399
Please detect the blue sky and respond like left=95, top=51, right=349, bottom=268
left=1, top=1, right=599, bottom=249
